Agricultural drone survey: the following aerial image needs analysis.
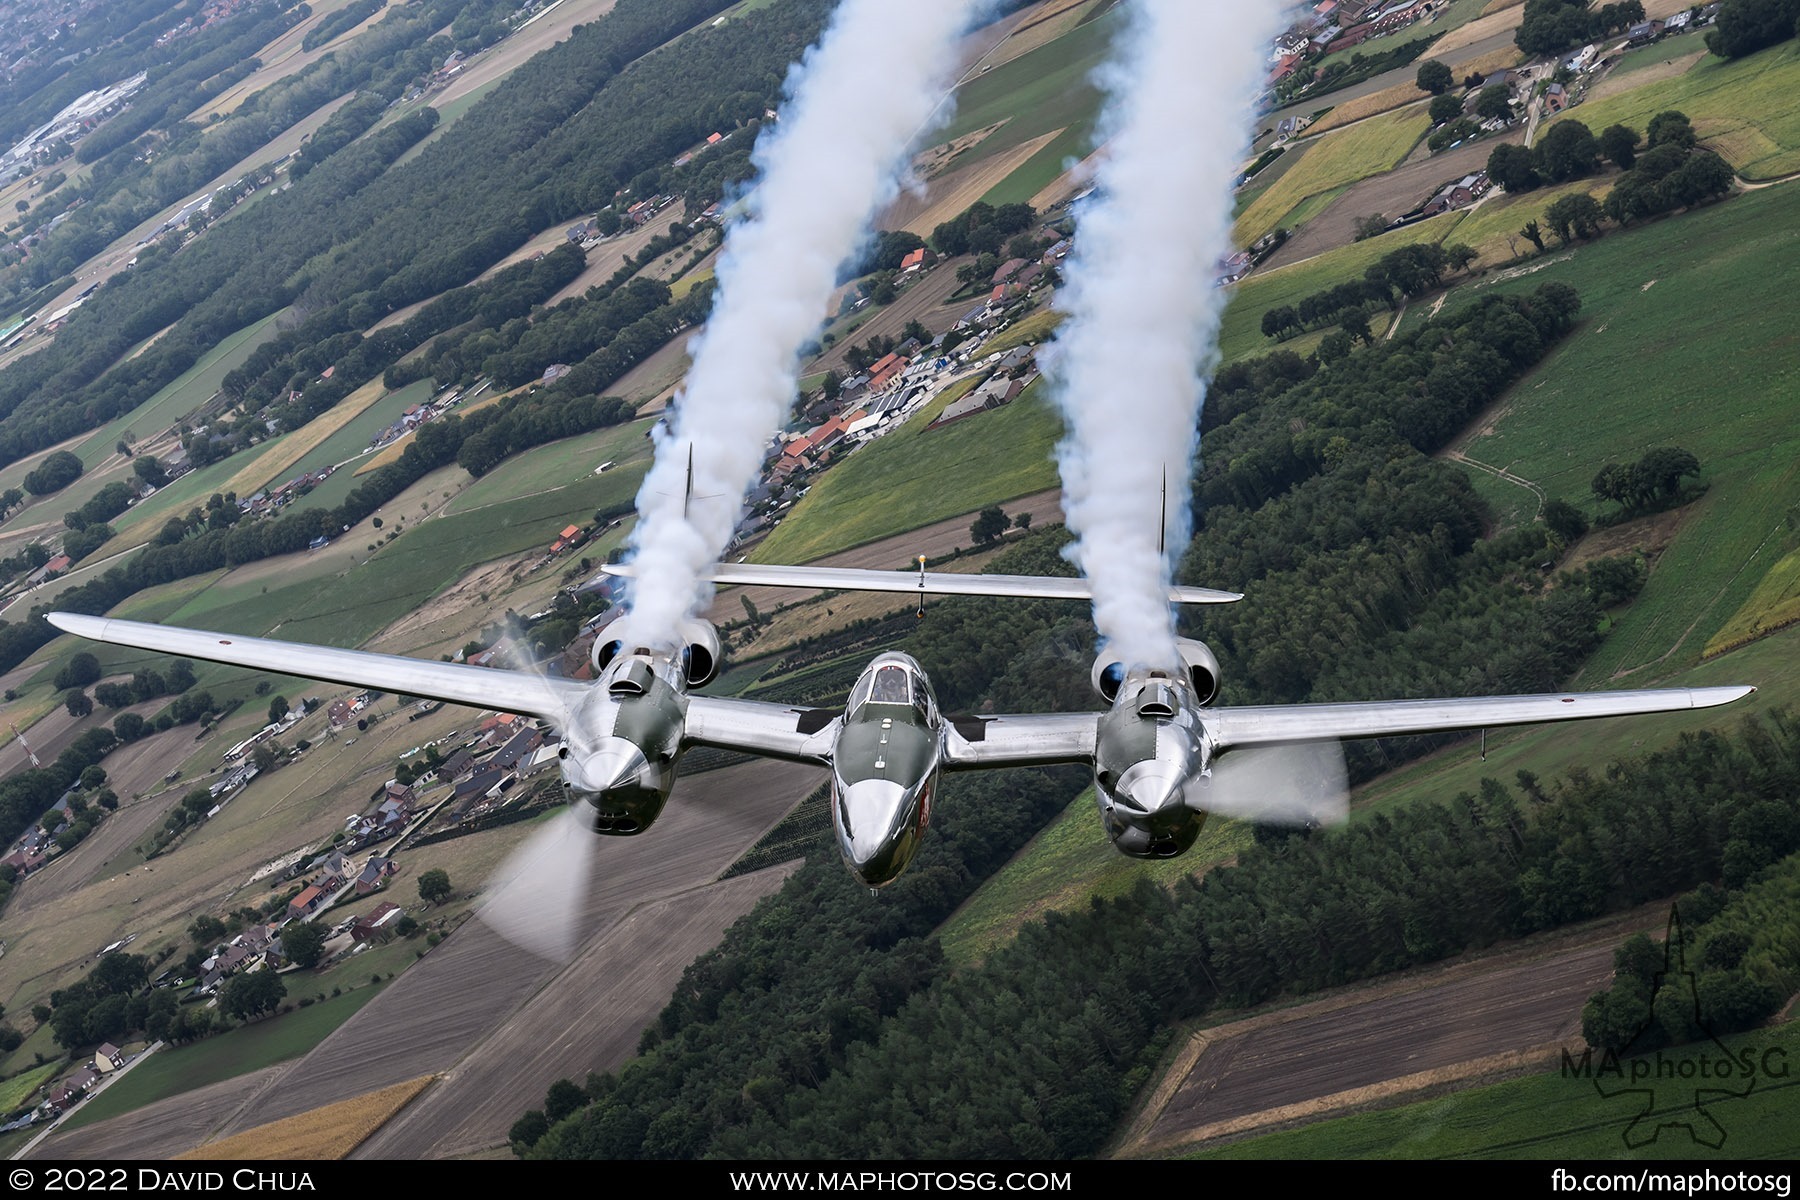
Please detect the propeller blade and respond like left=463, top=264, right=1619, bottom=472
left=476, top=806, right=597, bottom=962
left=1199, top=740, right=1349, bottom=827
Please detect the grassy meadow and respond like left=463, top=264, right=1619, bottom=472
left=1233, top=107, right=1432, bottom=245
left=1553, top=39, right=1800, bottom=179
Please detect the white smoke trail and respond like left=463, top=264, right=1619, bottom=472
left=621, top=0, right=984, bottom=647
left=1045, top=0, right=1284, bottom=670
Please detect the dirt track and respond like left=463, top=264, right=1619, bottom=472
left=29, top=758, right=823, bottom=1160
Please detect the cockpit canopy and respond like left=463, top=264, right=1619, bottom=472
left=847, top=661, right=933, bottom=723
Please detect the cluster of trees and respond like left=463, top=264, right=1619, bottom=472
left=1584, top=848, right=1800, bottom=1054
left=229, top=244, right=588, bottom=421
left=1705, top=0, right=1800, bottom=58
left=63, top=481, right=137, bottom=532
left=1591, top=446, right=1702, bottom=513
left=1258, top=241, right=1480, bottom=343
left=1515, top=0, right=1648, bottom=55
left=929, top=201, right=1037, bottom=258
left=301, top=0, right=386, bottom=51
left=23, top=451, right=84, bottom=497
left=1601, top=114, right=1736, bottom=223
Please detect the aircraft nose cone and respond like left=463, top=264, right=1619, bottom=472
left=563, top=738, right=650, bottom=795
left=838, top=780, right=907, bottom=865
left=1114, top=759, right=1187, bottom=815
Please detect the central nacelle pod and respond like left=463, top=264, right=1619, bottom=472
left=1090, top=637, right=1220, bottom=706
left=592, top=616, right=721, bottom=688
left=1091, top=663, right=1216, bottom=860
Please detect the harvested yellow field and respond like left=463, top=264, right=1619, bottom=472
left=1481, top=0, right=1525, bottom=14
left=1435, top=4, right=1527, bottom=56
left=1309, top=46, right=1523, bottom=135
left=221, top=378, right=390, bottom=498
left=177, top=1075, right=435, bottom=1159
left=1234, top=107, right=1430, bottom=245
left=1706, top=547, right=1800, bottom=658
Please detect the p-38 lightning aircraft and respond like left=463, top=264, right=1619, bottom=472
left=47, top=561, right=1751, bottom=890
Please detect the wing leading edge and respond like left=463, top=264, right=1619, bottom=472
left=603, top=562, right=1242, bottom=605
left=1208, top=686, right=1756, bottom=752
left=45, top=613, right=588, bottom=721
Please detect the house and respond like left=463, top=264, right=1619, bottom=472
left=899, top=247, right=930, bottom=272
left=1543, top=82, right=1569, bottom=115
left=94, top=1043, right=126, bottom=1072
left=1627, top=19, right=1664, bottom=44
left=287, top=883, right=329, bottom=921
left=354, top=855, right=397, bottom=895
left=351, top=902, right=404, bottom=943
left=991, top=257, right=1027, bottom=285
left=48, top=1068, right=99, bottom=1110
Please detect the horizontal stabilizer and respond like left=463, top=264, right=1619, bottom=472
left=602, top=562, right=1241, bottom=605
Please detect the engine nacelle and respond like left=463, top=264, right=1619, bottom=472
left=675, top=617, right=721, bottom=688
left=1176, top=637, right=1221, bottom=706
left=1090, top=638, right=1220, bottom=705
left=589, top=616, right=720, bottom=688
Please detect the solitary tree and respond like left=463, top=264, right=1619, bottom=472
left=268, top=695, right=289, bottom=724
left=1475, top=85, right=1514, bottom=122
left=1599, top=123, right=1640, bottom=169
left=969, top=506, right=1009, bottom=546
left=1415, top=59, right=1454, bottom=94
left=283, top=920, right=328, bottom=969
left=221, top=970, right=285, bottom=1021
left=418, top=868, right=452, bottom=905
left=1428, top=93, right=1463, bottom=125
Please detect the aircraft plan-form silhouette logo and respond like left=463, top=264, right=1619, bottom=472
left=1563, top=906, right=1774, bottom=1149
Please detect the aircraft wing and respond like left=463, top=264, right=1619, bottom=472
left=942, top=712, right=1099, bottom=769
left=44, top=613, right=589, bottom=721
left=684, top=695, right=840, bottom=765
left=604, top=562, right=1242, bottom=605
left=1207, top=686, right=1756, bottom=751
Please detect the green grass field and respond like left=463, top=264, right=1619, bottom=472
left=1554, top=39, right=1800, bottom=179
left=1440, top=184, right=1800, bottom=684
left=1217, top=210, right=1465, bottom=363
left=0, top=1061, right=59, bottom=1114
left=59, top=984, right=388, bottom=1132
left=937, top=788, right=1252, bottom=966
left=934, top=7, right=1116, bottom=167
left=1187, top=1016, right=1800, bottom=1159
left=441, top=415, right=654, bottom=515
left=76, top=314, right=285, bottom=467
left=980, top=121, right=1096, bottom=207
left=750, top=377, right=1061, bottom=564
left=1233, top=107, right=1432, bottom=245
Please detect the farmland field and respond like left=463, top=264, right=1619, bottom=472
left=1550, top=39, right=1800, bottom=180
left=1188, top=1017, right=1800, bottom=1159
left=1233, top=108, right=1433, bottom=245
left=180, top=1075, right=433, bottom=1159
left=1441, top=184, right=1800, bottom=683
left=932, top=6, right=1115, bottom=168
left=750, top=378, right=1062, bottom=565
left=60, top=986, right=389, bottom=1132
